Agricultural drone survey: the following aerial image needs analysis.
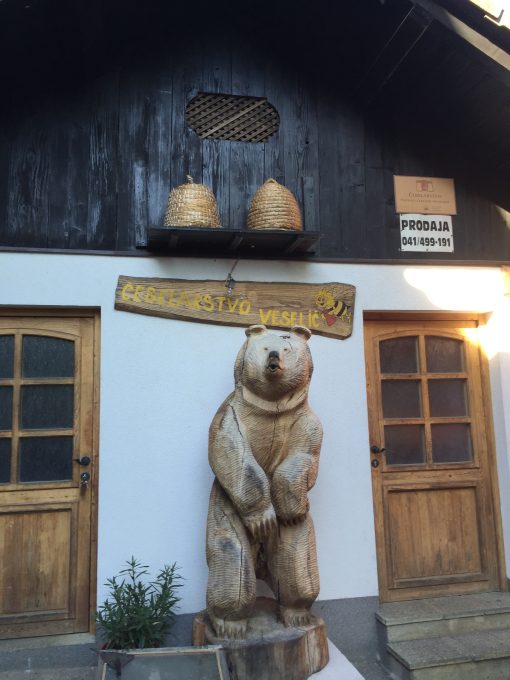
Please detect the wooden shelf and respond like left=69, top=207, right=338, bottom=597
left=146, top=227, right=321, bottom=257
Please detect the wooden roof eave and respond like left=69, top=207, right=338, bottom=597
left=410, top=0, right=510, bottom=84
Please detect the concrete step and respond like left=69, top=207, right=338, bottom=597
left=0, top=633, right=98, bottom=679
left=377, top=592, right=510, bottom=643
left=385, top=628, right=510, bottom=680
left=0, top=667, right=97, bottom=679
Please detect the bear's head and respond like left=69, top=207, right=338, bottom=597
left=234, top=325, right=313, bottom=401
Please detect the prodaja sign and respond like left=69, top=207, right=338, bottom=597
left=400, top=214, right=454, bottom=252
left=115, top=276, right=355, bottom=339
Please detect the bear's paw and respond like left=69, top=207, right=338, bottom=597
left=211, top=615, right=248, bottom=640
left=279, top=606, right=313, bottom=627
left=244, top=506, right=278, bottom=541
left=279, top=512, right=308, bottom=527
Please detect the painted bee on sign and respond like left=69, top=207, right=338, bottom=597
left=315, top=289, right=352, bottom=327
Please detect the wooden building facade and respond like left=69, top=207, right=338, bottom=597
left=0, top=0, right=509, bottom=670
left=1, top=0, right=509, bottom=260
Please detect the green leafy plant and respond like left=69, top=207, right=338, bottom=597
left=96, top=557, right=183, bottom=650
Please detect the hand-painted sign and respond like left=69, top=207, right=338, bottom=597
left=115, top=276, right=355, bottom=339
left=400, top=214, right=454, bottom=252
left=503, top=266, right=510, bottom=296
left=394, top=176, right=457, bottom=215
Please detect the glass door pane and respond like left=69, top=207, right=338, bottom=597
left=0, top=439, right=10, bottom=483
left=20, top=385, right=74, bottom=430
left=425, top=337, right=464, bottom=372
left=431, top=424, right=473, bottom=463
left=0, top=387, right=13, bottom=431
left=380, top=336, right=418, bottom=373
left=384, top=425, right=426, bottom=465
left=22, top=337, right=75, bottom=378
left=382, top=380, right=422, bottom=418
left=18, top=437, right=74, bottom=482
left=0, top=336, right=14, bottom=379
left=429, top=379, right=468, bottom=417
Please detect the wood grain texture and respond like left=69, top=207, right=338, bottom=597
left=115, top=276, right=355, bottom=340
left=0, top=314, right=98, bottom=638
left=364, top=317, right=505, bottom=602
left=170, top=40, right=204, bottom=202
left=202, top=42, right=231, bottom=230
left=87, top=74, right=119, bottom=250
left=205, top=327, right=324, bottom=640
left=0, top=507, right=72, bottom=615
left=230, top=41, right=265, bottom=231
left=7, top=114, right=50, bottom=248
left=387, top=486, right=483, bottom=582
left=1, top=25, right=509, bottom=260
left=116, top=67, right=150, bottom=250
left=193, top=598, right=329, bottom=680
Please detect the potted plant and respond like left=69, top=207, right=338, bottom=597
left=97, top=556, right=183, bottom=651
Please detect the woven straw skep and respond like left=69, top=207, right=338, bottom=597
left=247, top=178, right=303, bottom=231
left=163, top=175, right=222, bottom=228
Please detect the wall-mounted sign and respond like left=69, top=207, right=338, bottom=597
left=115, top=276, right=356, bottom=339
left=400, top=214, right=454, bottom=252
left=394, top=176, right=457, bottom=215
left=503, top=266, right=510, bottom=296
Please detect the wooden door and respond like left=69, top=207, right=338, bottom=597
left=364, top=317, right=505, bottom=602
left=0, top=314, right=98, bottom=638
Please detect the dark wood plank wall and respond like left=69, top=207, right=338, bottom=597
left=1, top=36, right=509, bottom=261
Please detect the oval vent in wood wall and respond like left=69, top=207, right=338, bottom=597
left=186, top=93, right=279, bottom=143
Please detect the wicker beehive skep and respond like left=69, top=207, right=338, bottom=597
left=163, top=175, right=222, bottom=228
left=247, top=178, right=303, bottom=231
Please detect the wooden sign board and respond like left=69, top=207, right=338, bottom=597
left=503, top=266, right=510, bottom=296
left=115, top=276, right=356, bottom=339
left=100, top=646, right=229, bottom=680
left=394, top=176, right=457, bottom=215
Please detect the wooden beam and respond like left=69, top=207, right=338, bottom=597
left=410, top=0, right=510, bottom=84
left=357, top=6, right=432, bottom=102
left=467, top=1, right=510, bottom=29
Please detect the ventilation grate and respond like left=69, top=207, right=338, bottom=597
left=186, top=93, right=279, bottom=143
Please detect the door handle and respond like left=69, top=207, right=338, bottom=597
left=370, top=446, right=386, bottom=454
left=74, top=456, right=91, bottom=466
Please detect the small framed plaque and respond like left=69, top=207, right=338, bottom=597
left=394, top=176, right=457, bottom=215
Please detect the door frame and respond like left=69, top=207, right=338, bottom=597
left=363, top=310, right=507, bottom=601
left=0, top=306, right=100, bottom=636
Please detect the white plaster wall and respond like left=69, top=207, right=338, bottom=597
left=0, top=252, right=508, bottom=613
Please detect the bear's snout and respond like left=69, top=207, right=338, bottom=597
left=267, top=350, right=281, bottom=372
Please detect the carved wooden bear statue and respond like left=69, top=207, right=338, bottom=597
left=206, top=324, right=323, bottom=639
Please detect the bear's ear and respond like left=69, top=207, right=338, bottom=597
left=291, top=325, right=311, bottom=341
left=245, top=324, right=267, bottom=337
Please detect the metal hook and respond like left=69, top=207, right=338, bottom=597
left=225, top=258, right=240, bottom=297
left=225, top=273, right=236, bottom=297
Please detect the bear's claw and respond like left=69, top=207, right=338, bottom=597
left=211, top=616, right=248, bottom=640
left=279, top=606, right=313, bottom=627
left=279, top=512, right=308, bottom=527
left=244, top=507, right=278, bottom=540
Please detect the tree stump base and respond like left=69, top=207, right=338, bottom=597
left=192, top=597, right=329, bottom=680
